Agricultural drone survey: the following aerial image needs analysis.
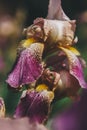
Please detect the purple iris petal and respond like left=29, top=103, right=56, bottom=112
left=52, top=89, right=87, bottom=130
left=52, top=110, right=80, bottom=130
left=6, top=43, right=44, bottom=88
left=14, top=90, right=51, bottom=123
left=59, top=47, right=87, bottom=89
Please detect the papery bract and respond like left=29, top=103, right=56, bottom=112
left=47, top=0, right=70, bottom=20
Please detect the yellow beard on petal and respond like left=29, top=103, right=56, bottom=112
left=36, top=84, right=49, bottom=91
left=36, top=84, right=54, bottom=102
left=22, top=38, right=37, bottom=48
left=58, top=45, right=80, bottom=56
left=65, top=46, right=80, bottom=56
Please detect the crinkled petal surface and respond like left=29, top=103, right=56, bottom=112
left=6, top=43, right=44, bottom=88
left=59, top=46, right=87, bottom=89
left=14, top=89, right=53, bottom=123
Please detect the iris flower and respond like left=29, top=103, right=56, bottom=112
left=21, top=0, right=87, bottom=97
left=38, top=45, right=87, bottom=99
left=14, top=88, right=54, bottom=123
left=6, top=0, right=87, bottom=93
left=6, top=0, right=87, bottom=125
left=8, top=16, right=86, bottom=94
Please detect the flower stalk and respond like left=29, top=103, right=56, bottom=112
left=5, top=0, right=87, bottom=125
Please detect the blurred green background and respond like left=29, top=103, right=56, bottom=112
left=0, top=0, right=87, bottom=116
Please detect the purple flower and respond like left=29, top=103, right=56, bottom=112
left=43, top=46, right=87, bottom=99
left=14, top=89, right=54, bottom=123
left=52, top=110, right=79, bottom=130
left=6, top=43, right=44, bottom=88
left=52, top=89, right=87, bottom=130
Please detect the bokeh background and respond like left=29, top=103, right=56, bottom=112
left=0, top=0, right=87, bottom=118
